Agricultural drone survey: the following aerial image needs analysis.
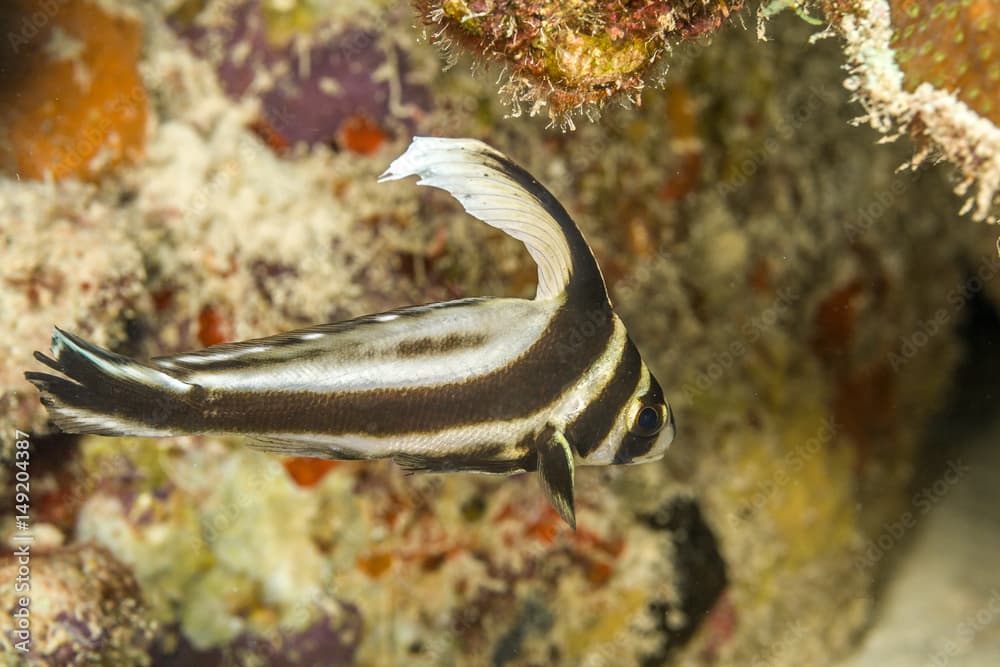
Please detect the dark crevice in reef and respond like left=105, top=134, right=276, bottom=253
left=491, top=598, right=555, bottom=667
left=914, top=284, right=1000, bottom=485
left=640, top=496, right=728, bottom=665
left=935, top=283, right=1000, bottom=432
left=868, top=284, right=1000, bottom=599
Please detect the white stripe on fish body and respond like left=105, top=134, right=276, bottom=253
left=156, top=297, right=559, bottom=392
left=291, top=416, right=544, bottom=462
left=45, top=405, right=180, bottom=438
left=165, top=345, right=272, bottom=366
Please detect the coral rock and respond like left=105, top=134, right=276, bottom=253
left=416, top=0, right=744, bottom=125
left=0, top=544, right=155, bottom=665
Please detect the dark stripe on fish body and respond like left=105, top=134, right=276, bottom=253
left=394, top=332, right=489, bottom=357
left=566, top=337, right=643, bottom=457
left=183, top=302, right=617, bottom=436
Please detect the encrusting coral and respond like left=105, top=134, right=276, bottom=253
left=889, top=0, right=999, bottom=123
left=415, top=0, right=744, bottom=126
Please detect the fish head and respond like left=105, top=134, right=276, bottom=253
left=571, top=353, right=675, bottom=467
left=610, top=369, right=675, bottom=465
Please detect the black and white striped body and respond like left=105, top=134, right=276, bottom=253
left=27, top=137, right=676, bottom=528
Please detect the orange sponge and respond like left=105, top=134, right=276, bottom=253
left=0, top=0, right=146, bottom=180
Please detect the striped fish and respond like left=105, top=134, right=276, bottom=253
left=25, top=137, right=675, bottom=528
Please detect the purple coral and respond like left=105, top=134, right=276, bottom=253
left=172, top=1, right=429, bottom=149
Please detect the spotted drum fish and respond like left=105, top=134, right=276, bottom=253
left=25, top=137, right=675, bottom=528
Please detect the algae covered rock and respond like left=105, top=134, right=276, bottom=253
left=415, top=0, right=744, bottom=125
left=0, top=544, right=155, bottom=666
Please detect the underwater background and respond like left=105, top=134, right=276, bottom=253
left=1, top=1, right=998, bottom=665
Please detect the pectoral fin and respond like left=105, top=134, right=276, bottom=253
left=537, top=429, right=576, bottom=530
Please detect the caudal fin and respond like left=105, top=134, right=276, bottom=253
left=24, top=328, right=198, bottom=437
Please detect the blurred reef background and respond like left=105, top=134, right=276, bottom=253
left=1, top=0, right=998, bottom=665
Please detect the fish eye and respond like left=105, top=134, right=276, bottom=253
left=631, top=404, right=666, bottom=437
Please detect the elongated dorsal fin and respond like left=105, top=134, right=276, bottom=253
left=380, top=137, right=608, bottom=302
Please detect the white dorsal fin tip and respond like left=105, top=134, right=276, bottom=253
left=379, top=137, right=575, bottom=300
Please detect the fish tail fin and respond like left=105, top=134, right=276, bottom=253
left=24, top=328, right=197, bottom=437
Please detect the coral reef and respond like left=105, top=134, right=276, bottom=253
left=888, top=0, right=999, bottom=123
left=415, top=0, right=744, bottom=125
left=0, top=182, right=149, bottom=440
left=1, top=1, right=998, bottom=666
left=71, top=441, right=363, bottom=665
